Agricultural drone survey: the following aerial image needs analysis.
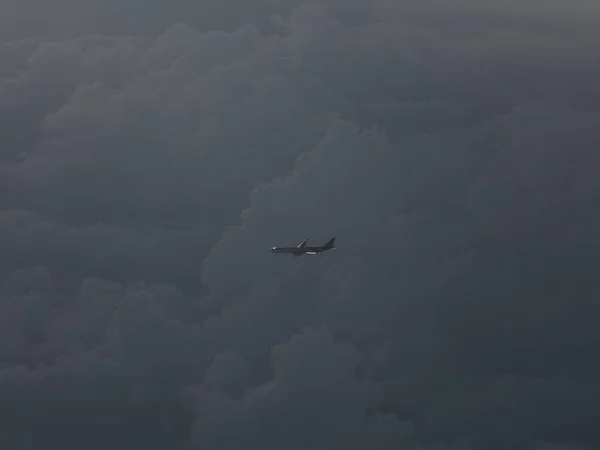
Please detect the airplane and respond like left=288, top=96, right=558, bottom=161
left=270, top=237, right=336, bottom=257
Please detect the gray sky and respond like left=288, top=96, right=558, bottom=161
left=1, top=1, right=600, bottom=449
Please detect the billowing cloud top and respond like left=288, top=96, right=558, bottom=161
left=1, top=1, right=600, bottom=449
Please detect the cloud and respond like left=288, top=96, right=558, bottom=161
left=192, top=329, right=427, bottom=450
left=198, top=105, right=600, bottom=449
left=1, top=1, right=600, bottom=449
left=0, top=0, right=291, bottom=40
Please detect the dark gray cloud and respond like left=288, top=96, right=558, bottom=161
left=0, top=0, right=290, bottom=40
left=1, top=1, right=600, bottom=449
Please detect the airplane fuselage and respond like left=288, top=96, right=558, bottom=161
left=270, top=237, right=336, bottom=256
left=270, top=246, right=328, bottom=255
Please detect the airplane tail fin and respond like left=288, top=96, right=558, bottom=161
left=322, top=237, right=336, bottom=250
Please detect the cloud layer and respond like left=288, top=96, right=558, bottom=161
left=1, top=1, right=600, bottom=449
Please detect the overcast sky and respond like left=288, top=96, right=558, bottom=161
left=1, top=0, right=600, bottom=449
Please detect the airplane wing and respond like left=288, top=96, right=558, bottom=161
left=297, top=238, right=308, bottom=248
